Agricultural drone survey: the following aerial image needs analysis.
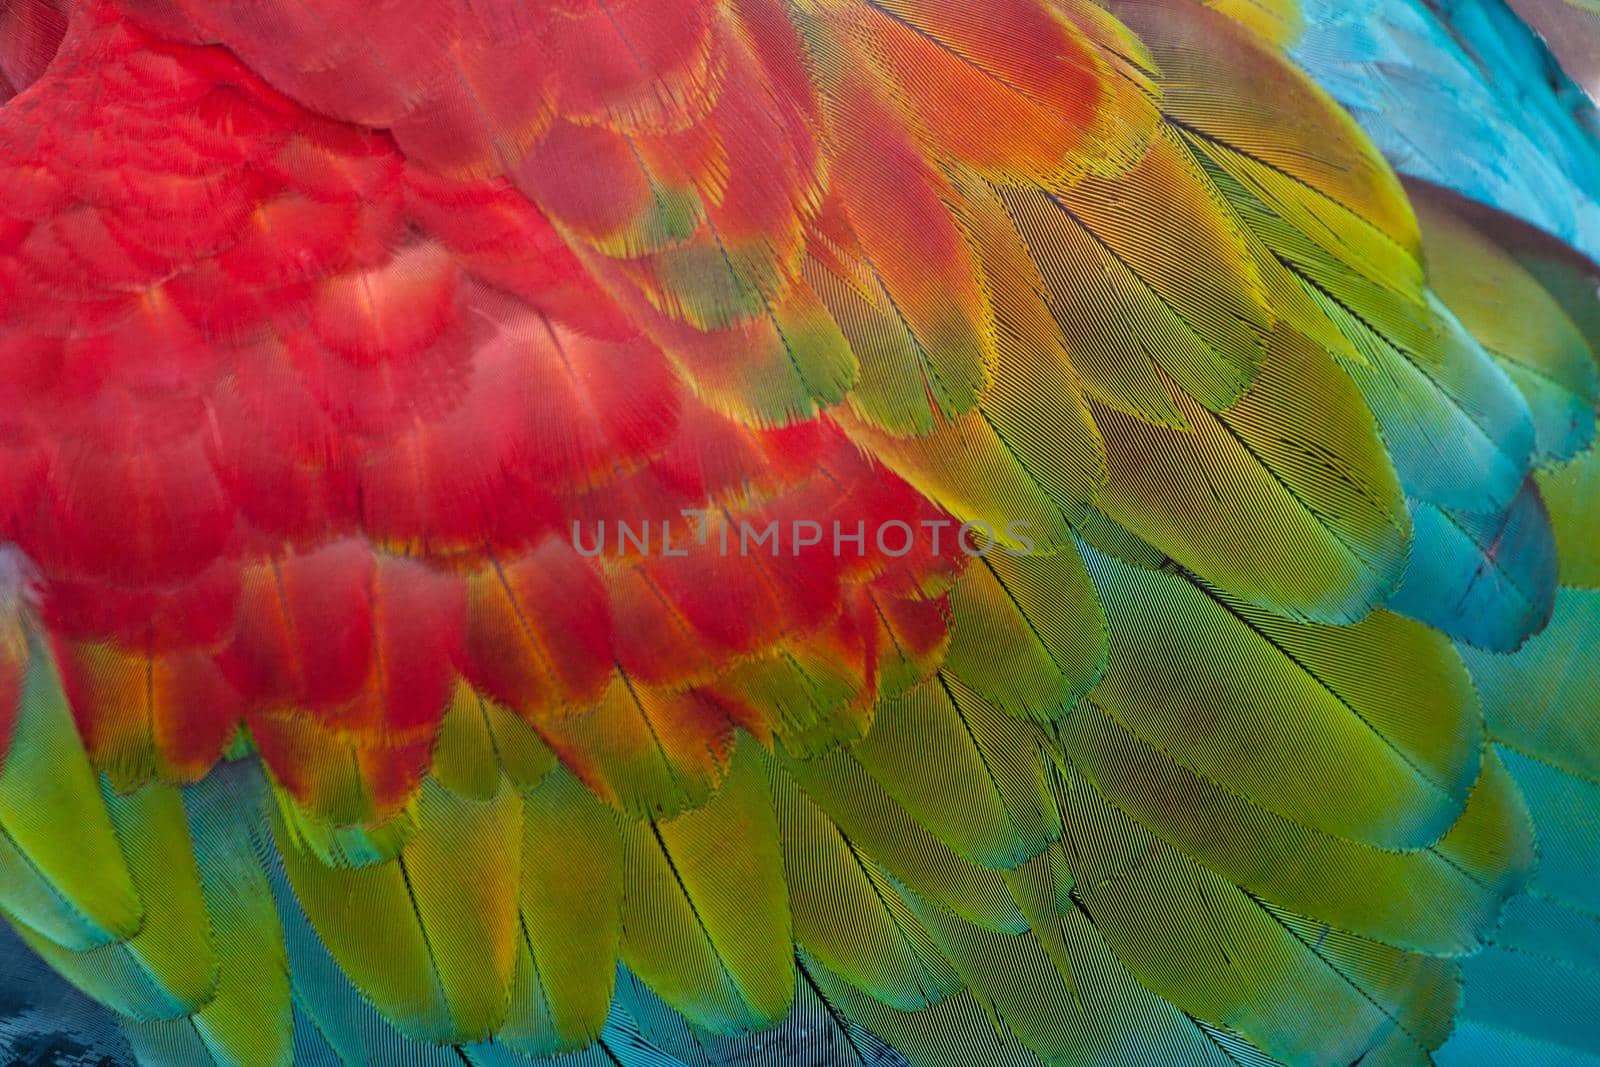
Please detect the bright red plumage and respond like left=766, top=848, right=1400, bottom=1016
left=0, top=0, right=962, bottom=818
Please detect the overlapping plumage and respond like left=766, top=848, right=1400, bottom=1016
left=0, top=0, right=1597, bottom=1064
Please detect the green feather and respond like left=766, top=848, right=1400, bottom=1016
left=1091, top=327, right=1411, bottom=624
left=1082, top=544, right=1483, bottom=850
left=943, top=550, right=1107, bottom=724
left=1053, top=697, right=1533, bottom=955
left=500, top=766, right=623, bottom=1056
left=775, top=747, right=1027, bottom=934
left=773, top=769, right=960, bottom=1012
left=272, top=778, right=522, bottom=1044
left=124, top=764, right=293, bottom=1066
left=18, top=781, right=215, bottom=1021
left=853, top=673, right=1058, bottom=869
left=0, top=627, right=141, bottom=951
left=619, top=736, right=794, bottom=1034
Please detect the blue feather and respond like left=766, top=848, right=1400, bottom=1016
left=1295, top=0, right=1600, bottom=259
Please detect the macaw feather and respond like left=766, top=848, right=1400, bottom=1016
left=0, top=0, right=1598, bottom=1065
left=1541, top=444, right=1600, bottom=588
left=0, top=625, right=142, bottom=951
left=618, top=737, right=793, bottom=1035
left=15, top=781, right=215, bottom=1022
left=1388, top=482, right=1559, bottom=653
left=1082, top=542, right=1484, bottom=851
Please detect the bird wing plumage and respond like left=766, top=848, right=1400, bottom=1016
left=0, top=1, right=1595, bottom=1065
